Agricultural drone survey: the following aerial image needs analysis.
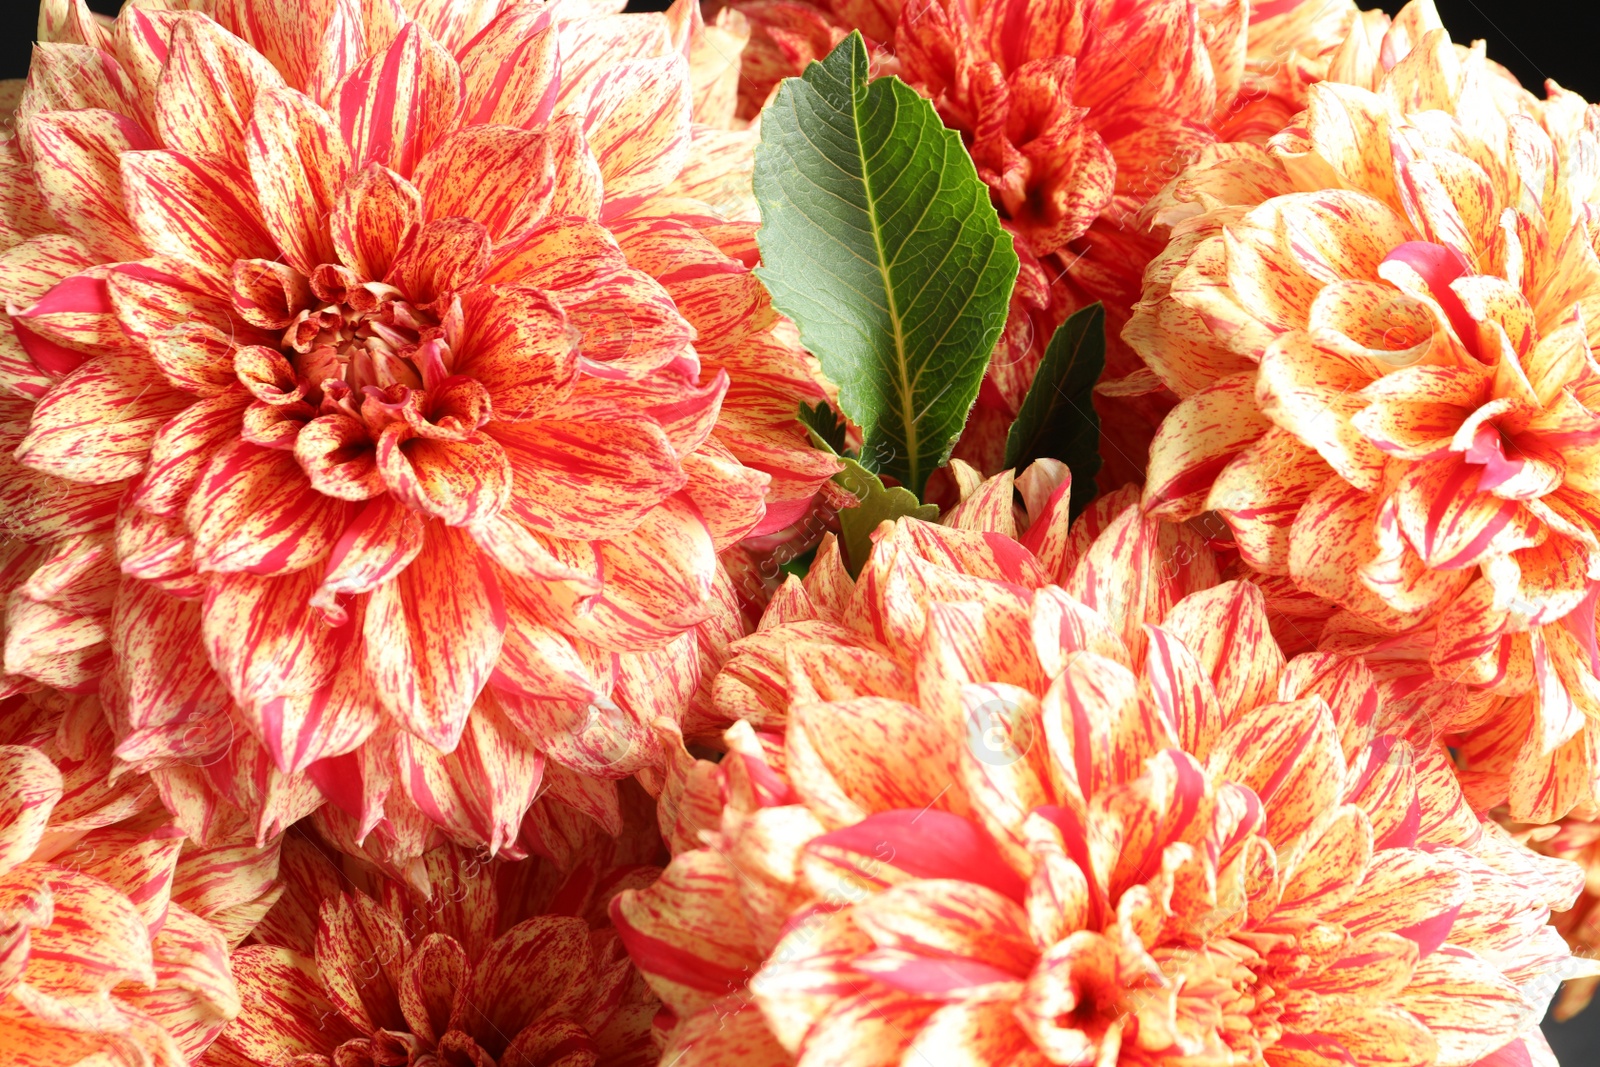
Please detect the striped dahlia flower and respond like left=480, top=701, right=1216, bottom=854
left=0, top=0, right=832, bottom=862
left=0, top=689, right=281, bottom=1066
left=1129, top=0, right=1600, bottom=819
left=614, top=466, right=1595, bottom=1067
left=209, top=790, right=662, bottom=1067
left=711, top=0, right=1358, bottom=481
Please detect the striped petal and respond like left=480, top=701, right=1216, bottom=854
left=1256, top=330, right=1386, bottom=491
left=108, top=257, right=249, bottom=396
left=396, top=691, right=541, bottom=854
left=1144, top=372, right=1271, bottom=521
left=451, top=285, right=578, bottom=420
left=582, top=56, right=692, bottom=210
left=18, top=864, right=157, bottom=995
left=788, top=697, right=961, bottom=828
left=1395, top=947, right=1534, bottom=1065
left=27, top=107, right=151, bottom=261
left=397, top=933, right=466, bottom=1045
left=331, top=162, right=423, bottom=281
left=15, top=355, right=187, bottom=485
left=1208, top=695, right=1345, bottom=849
left=211, top=944, right=353, bottom=1060
left=0, top=422, right=119, bottom=542
left=121, top=149, right=277, bottom=276
left=1159, top=580, right=1286, bottom=721
left=155, top=16, right=285, bottom=172
left=0, top=746, right=63, bottom=868
left=458, top=5, right=559, bottom=129
left=315, top=890, right=410, bottom=1033
left=412, top=125, right=555, bottom=245
left=187, top=440, right=351, bottom=576
left=362, top=522, right=506, bottom=751
left=1395, top=459, right=1543, bottom=572
left=110, top=579, right=232, bottom=764
left=565, top=493, right=716, bottom=649
left=311, top=494, right=426, bottom=622
left=376, top=425, right=512, bottom=529
left=212, top=0, right=362, bottom=103
left=246, top=85, right=350, bottom=274
left=1043, top=652, right=1173, bottom=805
left=202, top=566, right=347, bottom=711
left=384, top=216, right=489, bottom=306
left=463, top=916, right=594, bottom=1049
left=491, top=418, right=686, bottom=541
left=119, top=903, right=239, bottom=1058
left=335, top=21, right=462, bottom=179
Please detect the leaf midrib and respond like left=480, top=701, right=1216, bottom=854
left=849, top=65, right=919, bottom=488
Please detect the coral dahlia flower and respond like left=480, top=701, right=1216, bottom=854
left=1129, top=0, right=1600, bottom=820
left=615, top=466, right=1595, bottom=1067
left=711, top=0, right=1358, bottom=483
left=1, top=0, right=831, bottom=861
left=209, top=790, right=662, bottom=1067
left=0, top=688, right=282, bottom=1065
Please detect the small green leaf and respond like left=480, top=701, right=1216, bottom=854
left=832, top=456, right=939, bottom=578
left=1004, top=303, right=1106, bottom=517
left=799, top=400, right=937, bottom=577
left=754, top=31, right=1019, bottom=497
left=798, top=399, right=848, bottom=455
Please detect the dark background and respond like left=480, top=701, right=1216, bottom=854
left=0, top=0, right=1596, bottom=1062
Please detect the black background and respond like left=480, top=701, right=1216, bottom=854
left=0, top=0, right=1597, bottom=1062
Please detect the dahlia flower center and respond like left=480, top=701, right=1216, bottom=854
left=287, top=266, right=440, bottom=400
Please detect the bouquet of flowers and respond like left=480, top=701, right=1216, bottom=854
left=1, top=0, right=1597, bottom=1064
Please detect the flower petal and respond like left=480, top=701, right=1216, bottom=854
left=331, top=162, right=423, bottom=281
left=412, top=125, right=555, bottom=245
left=155, top=15, right=285, bottom=172
left=335, top=20, right=462, bottom=179
left=565, top=493, right=715, bottom=649
left=27, top=107, right=152, bottom=261
left=582, top=56, right=691, bottom=211
left=490, top=418, right=686, bottom=540
left=397, top=692, right=542, bottom=854
left=458, top=7, right=558, bottom=129
left=0, top=746, right=63, bottom=869
left=15, top=355, right=188, bottom=485
left=121, top=149, right=277, bottom=276
left=246, top=85, right=350, bottom=274
left=1144, top=372, right=1271, bottom=521
left=377, top=425, right=512, bottom=528
left=108, top=256, right=251, bottom=395
left=188, top=440, right=352, bottom=575
left=451, top=285, right=577, bottom=420
left=363, top=522, right=506, bottom=751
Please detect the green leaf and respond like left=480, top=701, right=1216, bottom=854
left=832, top=456, right=939, bottom=578
left=799, top=399, right=937, bottom=577
left=1004, top=302, right=1106, bottom=517
left=797, top=399, right=848, bottom=455
left=753, top=31, right=1019, bottom=497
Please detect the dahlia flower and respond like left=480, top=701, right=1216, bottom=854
left=615, top=465, right=1595, bottom=1066
left=0, top=688, right=282, bottom=1065
left=1222, top=0, right=1373, bottom=144
left=209, top=789, right=662, bottom=1067
left=710, top=0, right=1358, bottom=482
left=1129, top=0, right=1600, bottom=820
left=1, top=0, right=833, bottom=863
